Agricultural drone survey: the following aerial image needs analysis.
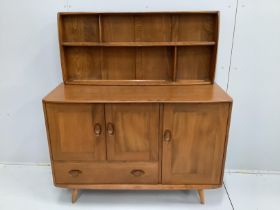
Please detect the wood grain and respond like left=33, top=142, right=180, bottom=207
left=177, top=46, right=213, bottom=81
left=54, top=161, right=159, bottom=184
left=61, top=15, right=99, bottom=42
left=102, top=15, right=135, bottom=42
left=172, top=14, right=216, bottom=41
left=105, top=104, right=159, bottom=161
left=136, top=47, right=172, bottom=80
left=62, top=41, right=216, bottom=47
left=43, top=83, right=232, bottom=103
left=45, top=103, right=106, bottom=161
left=134, top=14, right=172, bottom=42
left=58, top=12, right=219, bottom=84
left=102, top=47, right=136, bottom=80
left=56, top=183, right=221, bottom=190
left=162, top=103, right=230, bottom=184
left=44, top=11, right=231, bottom=204
left=64, top=47, right=101, bottom=80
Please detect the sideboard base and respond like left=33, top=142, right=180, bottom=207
left=55, top=184, right=222, bottom=204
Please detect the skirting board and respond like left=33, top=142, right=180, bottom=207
left=1, top=162, right=280, bottom=175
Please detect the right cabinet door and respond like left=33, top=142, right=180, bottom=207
left=162, top=103, right=231, bottom=184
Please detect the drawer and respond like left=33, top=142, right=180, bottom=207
left=53, top=162, right=159, bottom=184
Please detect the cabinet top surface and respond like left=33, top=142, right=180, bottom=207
left=43, top=83, right=232, bottom=103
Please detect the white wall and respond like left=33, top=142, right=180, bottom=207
left=226, top=0, right=280, bottom=171
left=0, top=0, right=278, bottom=171
left=0, top=0, right=65, bottom=163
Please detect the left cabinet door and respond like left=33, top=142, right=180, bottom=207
left=45, top=103, right=106, bottom=161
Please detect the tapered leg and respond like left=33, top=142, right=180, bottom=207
left=72, top=189, right=79, bottom=203
left=197, top=189, right=205, bottom=204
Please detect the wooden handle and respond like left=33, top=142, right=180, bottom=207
left=68, top=169, right=82, bottom=177
left=131, top=169, right=145, bottom=177
left=107, top=123, right=114, bottom=135
left=163, top=129, right=172, bottom=142
left=94, top=123, right=102, bottom=136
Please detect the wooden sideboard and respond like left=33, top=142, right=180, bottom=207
left=43, top=12, right=232, bottom=204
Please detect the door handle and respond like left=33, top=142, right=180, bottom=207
left=94, top=123, right=102, bottom=136
left=68, top=169, right=82, bottom=178
left=131, top=169, right=145, bottom=177
left=107, top=123, right=114, bottom=135
left=163, top=129, right=172, bottom=142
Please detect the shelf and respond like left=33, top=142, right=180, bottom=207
left=59, top=12, right=218, bottom=84
left=62, top=41, right=216, bottom=47
left=65, top=80, right=212, bottom=86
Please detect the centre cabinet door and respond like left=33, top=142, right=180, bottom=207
left=162, top=103, right=231, bottom=185
left=46, top=103, right=106, bottom=161
left=105, top=104, right=159, bottom=161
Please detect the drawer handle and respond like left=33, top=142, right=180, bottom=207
left=107, top=123, right=114, bottom=135
left=163, top=129, right=172, bottom=142
left=94, top=123, right=102, bottom=136
left=131, top=169, right=145, bottom=177
left=68, top=169, right=82, bottom=177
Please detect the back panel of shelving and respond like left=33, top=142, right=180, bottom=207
left=58, top=12, right=219, bottom=85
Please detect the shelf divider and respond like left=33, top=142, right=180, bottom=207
left=173, top=46, right=178, bottom=82
left=98, top=15, right=102, bottom=42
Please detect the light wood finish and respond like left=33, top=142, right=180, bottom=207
left=102, top=15, right=135, bottom=42
left=162, top=103, right=230, bottom=184
left=136, top=47, right=172, bottom=80
left=58, top=12, right=219, bottom=85
left=61, top=15, right=99, bottom=42
left=64, top=47, right=101, bottom=80
left=172, top=14, right=216, bottom=41
left=67, top=79, right=212, bottom=86
left=105, top=104, right=159, bottom=161
left=45, top=103, right=106, bottom=161
left=102, top=47, right=136, bottom=80
left=134, top=14, right=172, bottom=42
left=72, top=189, right=79, bottom=203
left=58, top=184, right=221, bottom=190
left=177, top=46, right=213, bottom=81
left=54, top=162, right=158, bottom=184
left=43, top=83, right=232, bottom=103
left=62, top=41, right=216, bottom=47
left=43, top=11, right=232, bottom=204
left=197, top=189, right=205, bottom=204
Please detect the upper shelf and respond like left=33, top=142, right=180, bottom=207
left=62, top=41, right=216, bottom=47
left=58, top=12, right=219, bottom=85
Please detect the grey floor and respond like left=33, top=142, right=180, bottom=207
left=0, top=164, right=279, bottom=210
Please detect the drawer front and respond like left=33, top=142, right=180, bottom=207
left=53, top=162, right=159, bottom=184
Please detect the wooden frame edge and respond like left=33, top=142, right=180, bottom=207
left=42, top=101, right=57, bottom=185
left=219, top=102, right=233, bottom=185
left=55, top=183, right=222, bottom=190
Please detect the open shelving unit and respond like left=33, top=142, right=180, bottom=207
left=58, top=12, right=219, bottom=85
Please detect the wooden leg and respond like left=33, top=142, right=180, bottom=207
left=197, top=189, right=205, bottom=204
left=72, top=189, right=79, bottom=203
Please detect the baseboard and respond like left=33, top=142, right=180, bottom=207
left=0, top=162, right=50, bottom=166
left=225, top=169, right=280, bottom=175
left=1, top=162, right=280, bottom=175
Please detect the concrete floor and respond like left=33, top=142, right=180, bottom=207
left=0, top=164, right=279, bottom=210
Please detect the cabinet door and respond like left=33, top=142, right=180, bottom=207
left=162, top=103, right=230, bottom=184
left=105, top=104, right=159, bottom=161
left=46, top=103, right=106, bottom=161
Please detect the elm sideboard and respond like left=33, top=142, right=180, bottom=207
left=43, top=12, right=232, bottom=204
